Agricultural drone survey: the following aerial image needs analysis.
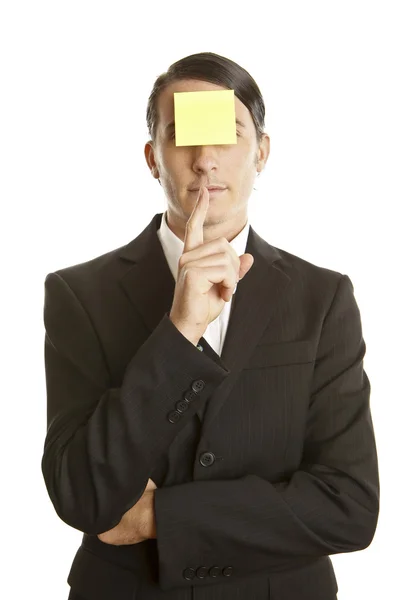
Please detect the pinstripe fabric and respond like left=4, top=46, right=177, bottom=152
left=41, top=212, right=378, bottom=600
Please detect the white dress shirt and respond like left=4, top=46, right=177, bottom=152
left=157, top=210, right=251, bottom=356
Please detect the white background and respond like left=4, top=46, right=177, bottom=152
left=1, top=1, right=398, bottom=598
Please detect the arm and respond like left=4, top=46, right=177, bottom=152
left=153, top=274, right=380, bottom=591
left=41, top=272, right=230, bottom=535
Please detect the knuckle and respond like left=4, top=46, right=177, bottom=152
left=184, top=266, right=197, bottom=281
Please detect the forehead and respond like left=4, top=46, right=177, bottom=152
left=157, top=78, right=251, bottom=129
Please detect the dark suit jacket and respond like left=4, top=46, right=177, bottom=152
left=41, top=212, right=379, bottom=600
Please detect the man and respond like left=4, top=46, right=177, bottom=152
left=42, top=52, right=379, bottom=600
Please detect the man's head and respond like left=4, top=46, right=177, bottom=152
left=144, top=52, right=270, bottom=242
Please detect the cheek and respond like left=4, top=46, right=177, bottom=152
left=226, top=155, right=256, bottom=185
left=228, top=141, right=256, bottom=169
left=163, top=149, right=191, bottom=176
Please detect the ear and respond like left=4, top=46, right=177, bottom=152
left=257, top=134, right=270, bottom=173
left=144, top=141, right=159, bottom=179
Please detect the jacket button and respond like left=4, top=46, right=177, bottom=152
left=183, top=567, right=196, bottom=581
left=196, top=343, right=203, bottom=351
left=196, top=566, right=208, bottom=579
left=167, top=410, right=181, bottom=423
left=176, top=400, right=189, bottom=413
left=209, top=566, right=222, bottom=578
left=183, top=389, right=197, bottom=403
left=222, top=566, right=234, bottom=577
left=199, top=451, right=215, bottom=467
left=192, top=379, right=205, bottom=393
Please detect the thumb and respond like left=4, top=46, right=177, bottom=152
left=238, top=253, right=254, bottom=279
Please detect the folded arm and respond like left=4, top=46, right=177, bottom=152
left=153, top=274, right=380, bottom=591
left=41, top=272, right=230, bottom=535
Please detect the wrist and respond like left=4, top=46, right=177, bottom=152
left=169, top=315, right=202, bottom=346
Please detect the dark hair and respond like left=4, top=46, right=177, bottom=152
left=146, top=52, right=266, bottom=146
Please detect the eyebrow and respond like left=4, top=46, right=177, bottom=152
left=165, top=118, right=246, bottom=132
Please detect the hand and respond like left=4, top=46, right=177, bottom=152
left=97, top=478, right=158, bottom=545
left=169, top=185, right=254, bottom=341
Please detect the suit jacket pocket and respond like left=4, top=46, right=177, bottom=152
left=243, top=340, right=315, bottom=370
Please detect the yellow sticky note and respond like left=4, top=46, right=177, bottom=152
left=174, top=89, right=237, bottom=147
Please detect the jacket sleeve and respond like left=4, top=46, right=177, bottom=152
left=153, top=274, right=380, bottom=592
left=41, top=272, right=230, bottom=535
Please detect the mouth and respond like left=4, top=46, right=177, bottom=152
left=189, top=188, right=227, bottom=197
left=189, top=186, right=227, bottom=192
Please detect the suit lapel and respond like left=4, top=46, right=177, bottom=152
left=118, top=212, right=292, bottom=436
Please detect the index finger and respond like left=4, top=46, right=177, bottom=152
left=183, top=186, right=209, bottom=253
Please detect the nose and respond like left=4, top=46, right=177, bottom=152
left=191, top=144, right=219, bottom=175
